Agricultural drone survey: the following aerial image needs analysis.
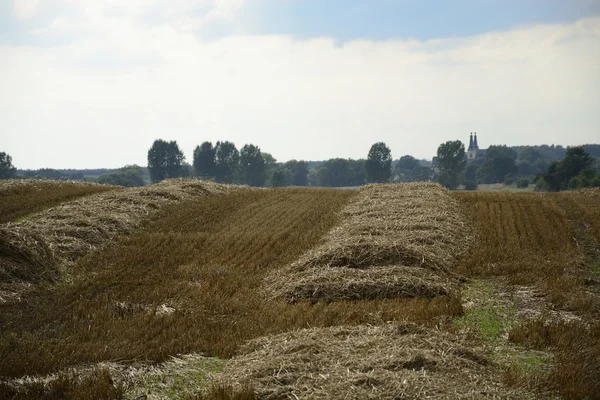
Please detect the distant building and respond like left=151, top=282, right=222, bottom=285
left=467, top=132, right=486, bottom=160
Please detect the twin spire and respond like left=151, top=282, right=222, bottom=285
left=468, top=132, right=479, bottom=150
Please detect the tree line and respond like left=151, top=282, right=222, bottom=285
left=146, top=139, right=393, bottom=187
left=2, top=140, right=599, bottom=191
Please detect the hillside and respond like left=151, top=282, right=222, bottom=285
left=0, top=180, right=599, bottom=399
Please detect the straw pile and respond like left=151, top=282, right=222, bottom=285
left=266, top=183, right=471, bottom=302
left=218, top=323, right=532, bottom=399
left=0, top=179, right=240, bottom=285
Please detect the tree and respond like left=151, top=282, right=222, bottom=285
left=214, top=141, right=240, bottom=183
left=284, top=160, right=309, bottom=186
left=315, top=158, right=362, bottom=187
left=396, top=155, right=420, bottom=171
left=412, top=166, right=435, bottom=182
left=542, top=146, right=594, bottom=191
left=98, top=165, right=145, bottom=187
left=365, top=142, right=392, bottom=183
left=0, top=152, right=17, bottom=179
left=240, top=144, right=265, bottom=187
left=271, top=167, right=292, bottom=187
left=147, top=139, right=186, bottom=183
left=436, top=141, right=466, bottom=189
left=193, top=142, right=217, bottom=178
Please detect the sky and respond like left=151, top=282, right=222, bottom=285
left=1, top=0, right=599, bottom=169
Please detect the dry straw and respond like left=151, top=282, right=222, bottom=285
left=0, top=179, right=240, bottom=286
left=219, top=323, right=532, bottom=399
left=265, top=183, right=472, bottom=302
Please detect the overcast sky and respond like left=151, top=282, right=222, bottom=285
left=1, top=0, right=599, bottom=169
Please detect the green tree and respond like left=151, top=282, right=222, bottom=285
left=240, top=144, right=265, bottom=187
left=436, top=140, right=466, bottom=189
left=98, top=165, right=145, bottom=187
left=0, top=152, right=17, bottom=179
left=396, top=155, right=420, bottom=171
left=316, top=158, right=356, bottom=187
left=147, top=139, right=186, bottom=183
left=365, top=142, right=392, bottom=183
left=193, top=142, right=217, bottom=178
left=214, top=141, right=240, bottom=183
left=271, top=167, right=292, bottom=187
left=412, top=166, right=435, bottom=182
left=284, top=160, right=309, bottom=186
left=542, top=146, right=594, bottom=191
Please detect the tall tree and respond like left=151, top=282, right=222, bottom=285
left=193, top=142, right=217, bottom=178
left=396, top=155, right=420, bottom=171
left=542, top=146, right=594, bottom=191
left=0, top=152, right=16, bottom=179
left=240, top=144, right=265, bottom=187
left=436, top=140, right=466, bottom=189
left=214, top=141, right=240, bottom=183
left=284, top=160, right=309, bottom=186
left=147, top=139, right=186, bottom=183
left=365, top=142, right=392, bottom=183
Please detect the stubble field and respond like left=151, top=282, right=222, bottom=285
left=0, top=180, right=599, bottom=399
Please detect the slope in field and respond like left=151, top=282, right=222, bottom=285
left=266, top=183, right=471, bottom=302
left=220, top=323, right=532, bottom=400
left=0, top=179, right=237, bottom=286
left=0, top=179, right=118, bottom=224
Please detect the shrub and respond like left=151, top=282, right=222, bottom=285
left=503, top=174, right=514, bottom=186
left=516, top=178, right=529, bottom=188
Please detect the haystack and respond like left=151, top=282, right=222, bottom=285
left=266, top=183, right=471, bottom=302
left=218, top=323, right=532, bottom=399
left=0, top=179, right=240, bottom=285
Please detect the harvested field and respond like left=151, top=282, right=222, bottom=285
left=454, top=191, right=600, bottom=399
left=218, top=323, right=531, bottom=400
left=0, top=179, right=118, bottom=224
left=266, top=183, right=470, bottom=302
left=0, top=179, right=235, bottom=287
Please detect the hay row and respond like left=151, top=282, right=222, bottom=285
left=218, top=323, right=532, bottom=399
left=265, top=183, right=472, bottom=301
left=0, top=179, right=243, bottom=286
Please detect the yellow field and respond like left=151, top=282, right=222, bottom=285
left=1, top=182, right=599, bottom=399
left=0, top=179, right=118, bottom=224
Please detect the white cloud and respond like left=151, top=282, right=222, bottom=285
left=1, top=5, right=599, bottom=169
left=12, top=0, right=40, bottom=19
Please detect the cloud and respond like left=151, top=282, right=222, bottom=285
left=0, top=3, right=599, bottom=169
left=12, top=0, right=40, bottom=19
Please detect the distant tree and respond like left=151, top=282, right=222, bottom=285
left=396, top=155, right=420, bottom=171
left=193, top=142, right=217, bottom=178
left=271, top=168, right=292, bottom=187
left=214, top=141, right=240, bottom=183
left=239, top=144, right=265, bottom=187
left=0, top=152, right=17, bottom=179
left=542, top=146, right=595, bottom=191
left=365, top=142, right=392, bottom=183
left=463, top=163, right=478, bottom=183
left=412, top=166, right=435, bottom=182
left=518, top=147, right=542, bottom=164
left=316, top=158, right=362, bottom=187
left=147, top=139, right=186, bottom=183
left=284, top=160, right=309, bottom=186
left=436, top=141, right=466, bottom=189
left=98, top=165, right=145, bottom=187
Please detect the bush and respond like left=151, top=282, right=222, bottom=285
left=503, top=174, right=514, bottom=186
left=516, top=178, right=529, bottom=188
left=463, top=180, right=478, bottom=190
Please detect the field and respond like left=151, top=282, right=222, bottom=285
left=0, top=180, right=599, bottom=399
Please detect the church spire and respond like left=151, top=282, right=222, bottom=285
left=473, top=132, right=479, bottom=149
left=469, top=133, right=474, bottom=150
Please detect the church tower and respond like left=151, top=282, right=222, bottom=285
left=467, top=132, right=479, bottom=160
